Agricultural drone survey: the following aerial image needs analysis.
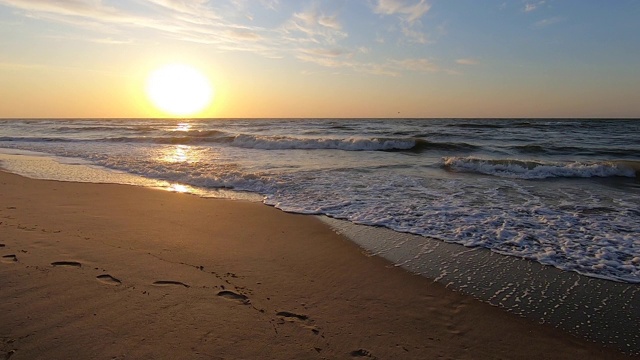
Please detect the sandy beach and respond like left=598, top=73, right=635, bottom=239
left=0, top=170, right=632, bottom=359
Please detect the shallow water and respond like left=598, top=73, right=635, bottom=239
left=321, top=216, right=640, bottom=355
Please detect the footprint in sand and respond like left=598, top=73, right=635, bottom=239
left=51, top=261, right=82, bottom=267
left=4, top=349, right=16, bottom=359
left=276, top=311, right=321, bottom=335
left=2, top=254, right=17, bottom=263
left=217, top=290, right=250, bottom=305
left=351, top=349, right=376, bottom=358
left=276, top=311, right=309, bottom=321
left=96, top=274, right=122, bottom=285
left=152, top=280, right=190, bottom=288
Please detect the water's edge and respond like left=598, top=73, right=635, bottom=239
left=319, top=216, right=640, bottom=355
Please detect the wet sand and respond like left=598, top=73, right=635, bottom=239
left=322, top=217, right=640, bottom=355
left=0, top=171, right=632, bottom=359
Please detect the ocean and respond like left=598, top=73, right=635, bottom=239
left=1, top=118, right=639, bottom=284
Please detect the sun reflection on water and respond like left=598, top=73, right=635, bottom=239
left=174, top=122, right=192, bottom=132
left=160, top=144, right=202, bottom=163
left=169, top=183, right=189, bottom=193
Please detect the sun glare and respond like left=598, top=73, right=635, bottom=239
left=146, top=64, right=213, bottom=117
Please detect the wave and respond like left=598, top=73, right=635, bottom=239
left=411, top=139, right=478, bottom=152
left=178, top=130, right=227, bottom=138
left=513, top=144, right=637, bottom=157
left=215, top=135, right=479, bottom=153
left=446, top=123, right=504, bottom=129
left=226, top=134, right=417, bottom=151
left=442, top=157, right=640, bottom=179
left=54, top=125, right=156, bottom=132
left=514, top=144, right=584, bottom=155
left=0, top=136, right=80, bottom=143
left=0, top=133, right=482, bottom=153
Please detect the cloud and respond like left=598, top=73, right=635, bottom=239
left=296, top=53, right=350, bottom=68
left=299, top=47, right=349, bottom=58
left=373, top=0, right=432, bottom=46
left=225, top=28, right=262, bottom=41
left=318, top=14, right=341, bottom=30
left=0, top=0, right=278, bottom=52
left=296, top=54, right=401, bottom=77
left=456, top=58, right=478, bottom=65
left=392, top=58, right=440, bottom=73
left=534, top=16, right=563, bottom=28
left=524, top=1, right=545, bottom=12
left=374, top=0, right=431, bottom=23
left=401, top=24, right=429, bottom=44
left=283, top=8, right=346, bottom=45
left=0, top=0, right=452, bottom=78
left=0, top=0, right=124, bottom=21
left=92, top=37, right=133, bottom=44
left=146, top=0, right=218, bottom=17
left=259, top=0, right=279, bottom=10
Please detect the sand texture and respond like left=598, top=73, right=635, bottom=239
left=0, top=171, right=632, bottom=359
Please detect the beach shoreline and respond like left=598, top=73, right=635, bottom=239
left=0, top=170, right=633, bottom=359
left=321, top=216, right=640, bottom=354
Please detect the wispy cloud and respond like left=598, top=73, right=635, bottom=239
left=146, top=0, right=220, bottom=19
left=373, top=0, right=432, bottom=45
left=0, top=0, right=124, bottom=22
left=296, top=55, right=391, bottom=76
left=295, top=52, right=455, bottom=77
left=534, top=16, right=563, bottom=28
left=456, top=58, right=479, bottom=65
left=299, top=47, right=349, bottom=58
left=392, top=58, right=439, bottom=73
left=226, top=28, right=262, bottom=41
left=374, top=0, right=431, bottom=23
left=401, top=24, right=430, bottom=44
left=259, top=0, right=279, bottom=10
left=0, top=0, right=277, bottom=52
left=0, top=0, right=451, bottom=77
left=524, top=1, right=545, bottom=12
left=283, top=8, right=346, bottom=45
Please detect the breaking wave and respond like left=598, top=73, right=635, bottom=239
left=0, top=133, right=478, bottom=153
left=442, top=157, right=640, bottom=179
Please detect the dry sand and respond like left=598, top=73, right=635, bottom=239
left=0, top=170, right=632, bottom=359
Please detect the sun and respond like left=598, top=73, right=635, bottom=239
left=146, top=64, right=213, bottom=117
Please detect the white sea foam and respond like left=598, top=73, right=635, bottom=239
left=263, top=173, right=640, bottom=283
left=443, top=157, right=637, bottom=179
left=228, top=134, right=416, bottom=151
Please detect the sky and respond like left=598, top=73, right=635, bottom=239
left=0, top=0, right=639, bottom=118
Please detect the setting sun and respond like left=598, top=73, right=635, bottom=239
left=145, top=64, right=213, bottom=117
